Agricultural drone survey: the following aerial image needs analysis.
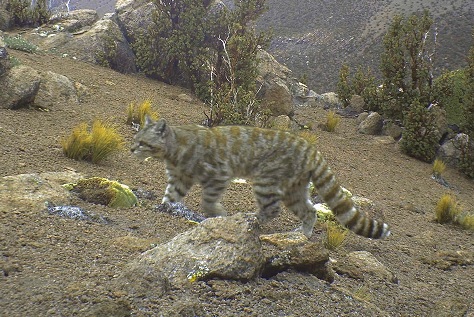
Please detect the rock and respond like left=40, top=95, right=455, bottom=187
left=420, top=250, right=474, bottom=270
left=257, top=49, right=295, bottom=116
left=356, top=112, right=369, bottom=124
left=437, top=133, right=472, bottom=167
left=321, top=92, right=341, bottom=109
left=0, top=171, right=83, bottom=211
left=333, top=251, right=398, bottom=283
left=260, top=232, right=334, bottom=282
left=49, top=9, right=100, bottom=33
left=65, top=177, right=138, bottom=208
left=177, top=93, right=193, bottom=103
left=0, top=65, right=41, bottom=109
left=271, top=115, right=292, bottom=130
left=115, top=0, right=159, bottom=45
left=34, top=71, right=79, bottom=109
left=382, top=119, right=403, bottom=140
left=349, top=94, right=365, bottom=113
left=0, top=44, right=10, bottom=77
left=115, top=213, right=264, bottom=298
left=429, top=298, right=471, bottom=317
left=358, top=112, right=383, bottom=135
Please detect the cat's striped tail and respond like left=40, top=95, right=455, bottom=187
left=311, top=153, right=390, bottom=239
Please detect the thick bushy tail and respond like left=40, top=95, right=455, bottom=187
left=311, top=154, right=390, bottom=239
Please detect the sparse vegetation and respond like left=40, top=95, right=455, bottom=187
left=336, top=63, right=352, bottom=108
left=325, top=110, right=341, bottom=132
left=6, top=0, right=50, bottom=27
left=133, top=0, right=269, bottom=126
left=61, top=120, right=124, bottom=163
left=434, top=193, right=461, bottom=224
left=325, top=221, right=348, bottom=251
left=432, top=158, right=446, bottom=178
left=3, top=35, right=38, bottom=54
left=126, top=99, right=159, bottom=127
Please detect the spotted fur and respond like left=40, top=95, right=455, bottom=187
left=131, top=116, right=390, bottom=239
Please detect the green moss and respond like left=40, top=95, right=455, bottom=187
left=64, top=177, right=138, bottom=208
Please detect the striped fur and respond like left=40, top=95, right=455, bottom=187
left=131, top=117, right=390, bottom=239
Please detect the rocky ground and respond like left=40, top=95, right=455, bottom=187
left=1, top=49, right=474, bottom=316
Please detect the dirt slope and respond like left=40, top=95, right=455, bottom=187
left=1, top=50, right=473, bottom=316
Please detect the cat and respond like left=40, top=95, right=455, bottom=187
left=131, top=116, right=390, bottom=239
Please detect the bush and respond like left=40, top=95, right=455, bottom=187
left=458, top=135, right=474, bottom=179
left=400, top=99, right=439, bottom=162
left=61, top=120, right=124, bottom=163
left=7, top=0, right=50, bottom=27
left=336, top=64, right=352, bottom=108
left=433, top=70, right=468, bottom=127
left=126, top=99, right=159, bottom=127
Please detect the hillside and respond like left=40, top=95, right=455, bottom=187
left=66, top=0, right=474, bottom=92
left=1, top=49, right=473, bottom=316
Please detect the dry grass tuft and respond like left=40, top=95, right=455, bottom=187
left=432, top=158, right=446, bottom=178
left=126, top=99, right=159, bottom=127
left=61, top=120, right=123, bottom=163
left=325, top=110, right=341, bottom=132
left=435, top=193, right=461, bottom=224
left=297, top=130, right=318, bottom=144
left=325, top=222, right=348, bottom=250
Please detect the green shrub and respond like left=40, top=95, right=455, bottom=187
left=3, top=35, right=38, bottom=54
left=61, top=120, right=124, bottom=163
left=336, top=64, right=352, bottom=108
left=433, top=70, right=468, bottom=127
left=400, top=99, right=440, bottom=162
left=458, top=135, right=474, bottom=179
left=7, top=0, right=50, bottom=27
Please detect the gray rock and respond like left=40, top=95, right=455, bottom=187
left=0, top=65, right=41, bottom=109
left=0, top=44, right=10, bottom=77
left=35, top=71, right=79, bottom=109
left=382, top=119, right=403, bottom=140
left=358, top=112, right=383, bottom=135
left=115, top=213, right=264, bottom=298
left=356, top=112, right=369, bottom=124
left=49, top=9, right=100, bottom=33
left=260, top=232, right=334, bottom=282
left=115, top=0, right=159, bottom=45
left=0, top=171, right=83, bottom=211
left=333, top=251, right=398, bottom=283
left=349, top=94, right=365, bottom=114
left=437, top=133, right=472, bottom=167
left=321, top=92, right=341, bottom=108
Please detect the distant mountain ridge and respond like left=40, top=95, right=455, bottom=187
left=65, top=0, right=474, bottom=92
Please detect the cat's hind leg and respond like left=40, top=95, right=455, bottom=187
left=282, top=182, right=317, bottom=238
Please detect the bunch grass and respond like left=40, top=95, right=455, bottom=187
left=434, top=193, right=461, bottom=224
left=126, top=99, right=159, bottom=127
left=325, top=221, right=348, bottom=250
left=325, top=110, right=341, bottom=132
left=61, top=120, right=123, bottom=163
left=432, top=158, right=446, bottom=178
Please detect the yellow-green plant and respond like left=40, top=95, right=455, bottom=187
left=457, top=213, right=474, bottom=230
left=325, top=221, right=348, bottom=250
left=126, top=99, right=159, bottom=127
left=297, top=130, right=318, bottom=145
left=325, top=110, right=341, bottom=132
left=434, top=193, right=461, bottom=224
left=61, top=120, right=123, bottom=163
left=432, top=158, right=446, bottom=178
left=353, top=284, right=373, bottom=302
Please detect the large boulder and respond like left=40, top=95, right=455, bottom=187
left=114, top=213, right=334, bottom=299
left=358, top=112, right=383, bottom=135
left=35, top=71, right=79, bottom=109
left=256, top=49, right=296, bottom=116
left=114, top=0, right=158, bottom=45
left=49, top=9, right=99, bottom=33
left=437, top=133, right=472, bottom=167
left=115, top=213, right=264, bottom=298
left=0, top=65, right=41, bottom=109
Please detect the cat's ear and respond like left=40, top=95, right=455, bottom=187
left=144, top=115, right=154, bottom=126
left=154, top=118, right=167, bottom=134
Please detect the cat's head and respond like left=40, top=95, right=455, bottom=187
left=131, top=116, right=171, bottom=160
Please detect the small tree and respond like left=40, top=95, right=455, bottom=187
left=400, top=98, right=439, bottom=162
left=336, top=63, right=352, bottom=108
